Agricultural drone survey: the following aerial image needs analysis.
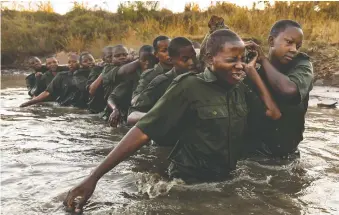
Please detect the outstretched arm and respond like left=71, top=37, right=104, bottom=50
left=64, top=126, right=149, bottom=213
left=127, top=111, right=147, bottom=125
left=117, top=60, right=140, bottom=77
left=19, top=91, right=51, bottom=107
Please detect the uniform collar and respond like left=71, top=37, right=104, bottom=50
left=199, top=67, right=218, bottom=82
left=199, top=67, right=240, bottom=90
left=167, top=67, right=178, bottom=78
left=158, top=62, right=172, bottom=72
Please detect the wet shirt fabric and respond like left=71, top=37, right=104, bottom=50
left=132, top=63, right=172, bottom=100
left=129, top=68, right=179, bottom=114
left=136, top=68, right=264, bottom=181
left=102, top=66, right=121, bottom=102
left=86, top=65, right=104, bottom=88
left=247, top=53, right=314, bottom=156
left=46, top=68, right=90, bottom=108
left=25, top=65, right=49, bottom=97
left=108, top=68, right=142, bottom=121
left=100, top=66, right=123, bottom=120
left=32, top=66, right=69, bottom=96
left=86, top=65, right=106, bottom=113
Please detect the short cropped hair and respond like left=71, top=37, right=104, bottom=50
left=206, top=29, right=242, bottom=56
left=168, top=37, right=193, bottom=58
left=46, top=55, right=56, bottom=59
left=152, top=35, right=170, bottom=52
left=270, top=20, right=302, bottom=37
left=112, top=44, right=128, bottom=53
left=79, top=52, right=92, bottom=63
left=139, top=45, right=154, bottom=55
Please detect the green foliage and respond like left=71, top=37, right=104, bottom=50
left=1, top=1, right=339, bottom=65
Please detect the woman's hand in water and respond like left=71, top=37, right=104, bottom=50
left=245, top=41, right=265, bottom=62
left=19, top=102, right=29, bottom=108
left=109, top=109, right=121, bottom=127
left=64, top=176, right=97, bottom=214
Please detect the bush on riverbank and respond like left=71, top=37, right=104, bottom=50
left=1, top=1, right=339, bottom=80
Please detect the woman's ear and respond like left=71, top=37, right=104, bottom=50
left=268, top=36, right=274, bottom=47
left=205, top=53, right=213, bottom=66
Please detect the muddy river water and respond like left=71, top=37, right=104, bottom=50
left=1, top=71, right=338, bottom=215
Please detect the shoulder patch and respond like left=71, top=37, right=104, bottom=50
left=297, top=52, right=310, bottom=60
left=148, top=74, right=170, bottom=88
left=52, top=71, right=67, bottom=78
left=140, top=68, right=155, bottom=78
left=173, top=72, right=195, bottom=83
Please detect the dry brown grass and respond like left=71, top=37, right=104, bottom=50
left=1, top=1, right=339, bottom=74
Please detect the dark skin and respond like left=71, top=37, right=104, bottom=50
left=245, top=26, right=303, bottom=99
left=107, top=51, right=157, bottom=127
left=116, top=51, right=157, bottom=78
left=103, top=46, right=129, bottom=127
left=80, top=54, right=95, bottom=69
left=88, top=46, right=127, bottom=97
left=64, top=40, right=280, bottom=214
left=112, top=46, right=129, bottom=66
left=68, top=54, right=81, bottom=72
left=46, top=57, right=59, bottom=75
left=19, top=55, right=80, bottom=108
left=127, top=45, right=197, bottom=125
left=139, top=51, right=158, bottom=71
left=103, top=47, right=114, bottom=64
left=130, top=40, right=173, bottom=104
left=207, top=41, right=281, bottom=120
left=155, top=39, right=173, bottom=69
left=28, top=57, right=43, bottom=77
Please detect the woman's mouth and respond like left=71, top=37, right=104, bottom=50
left=232, top=71, right=246, bottom=81
left=284, top=55, right=294, bottom=61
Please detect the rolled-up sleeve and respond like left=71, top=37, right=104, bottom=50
left=288, top=59, right=313, bottom=102
left=136, top=81, right=189, bottom=142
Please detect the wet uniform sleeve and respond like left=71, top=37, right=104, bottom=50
left=46, top=74, right=62, bottom=98
left=242, top=82, right=266, bottom=116
left=287, top=59, right=313, bottom=103
left=131, top=76, right=171, bottom=113
left=33, top=74, right=48, bottom=96
left=108, top=80, right=133, bottom=109
left=57, top=66, right=69, bottom=72
left=86, top=66, right=103, bottom=90
left=132, top=69, right=154, bottom=99
left=25, top=73, right=36, bottom=96
left=136, top=81, right=189, bottom=142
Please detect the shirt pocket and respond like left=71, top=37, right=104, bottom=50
left=196, top=105, right=229, bottom=119
left=195, top=104, right=229, bottom=152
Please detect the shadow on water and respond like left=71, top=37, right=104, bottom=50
left=1, top=73, right=339, bottom=215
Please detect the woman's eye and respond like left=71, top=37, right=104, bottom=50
left=225, top=58, right=236, bottom=63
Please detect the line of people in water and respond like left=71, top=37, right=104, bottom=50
left=20, top=17, right=314, bottom=214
